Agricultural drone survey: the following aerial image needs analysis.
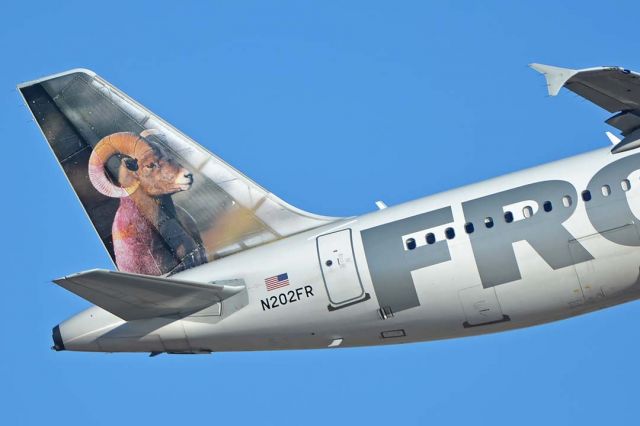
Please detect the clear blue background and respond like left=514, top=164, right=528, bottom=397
left=1, top=1, right=639, bottom=424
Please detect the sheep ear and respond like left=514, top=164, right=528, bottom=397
left=123, top=157, right=139, bottom=171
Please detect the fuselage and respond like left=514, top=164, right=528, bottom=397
left=59, top=145, right=640, bottom=353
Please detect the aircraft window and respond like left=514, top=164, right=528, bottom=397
left=562, top=195, right=572, bottom=207
left=601, top=185, right=611, bottom=197
left=445, top=227, right=455, bottom=240
left=426, top=233, right=436, bottom=245
left=621, top=179, right=631, bottom=191
left=484, top=217, right=494, bottom=228
left=504, top=211, right=514, bottom=223
left=523, top=206, right=533, bottom=218
left=464, top=222, right=474, bottom=234
left=406, top=238, right=416, bottom=250
left=543, top=201, right=552, bottom=212
left=582, top=190, right=592, bottom=202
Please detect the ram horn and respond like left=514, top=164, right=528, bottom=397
left=88, top=132, right=142, bottom=198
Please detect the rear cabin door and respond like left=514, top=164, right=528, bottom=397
left=317, top=229, right=369, bottom=310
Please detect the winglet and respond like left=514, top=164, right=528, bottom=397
left=529, top=63, right=578, bottom=96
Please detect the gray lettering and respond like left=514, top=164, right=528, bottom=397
left=462, top=181, right=592, bottom=288
left=361, top=207, right=454, bottom=313
left=586, top=153, right=640, bottom=246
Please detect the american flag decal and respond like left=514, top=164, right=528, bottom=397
left=265, top=273, right=290, bottom=291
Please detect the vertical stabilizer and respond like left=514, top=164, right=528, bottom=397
left=19, top=69, right=338, bottom=275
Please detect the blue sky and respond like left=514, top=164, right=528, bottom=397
left=2, top=1, right=640, bottom=424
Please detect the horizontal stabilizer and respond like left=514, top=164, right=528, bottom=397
left=53, top=269, right=245, bottom=320
left=530, top=63, right=640, bottom=153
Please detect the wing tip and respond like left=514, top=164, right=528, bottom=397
left=529, top=63, right=578, bottom=96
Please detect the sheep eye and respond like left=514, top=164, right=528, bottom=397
left=146, top=163, right=157, bottom=169
left=123, top=157, right=138, bottom=171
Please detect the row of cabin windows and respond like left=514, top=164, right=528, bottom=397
left=407, top=227, right=455, bottom=249
left=582, top=178, right=632, bottom=202
left=404, top=178, right=634, bottom=250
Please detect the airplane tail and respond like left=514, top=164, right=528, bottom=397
left=19, top=69, right=336, bottom=276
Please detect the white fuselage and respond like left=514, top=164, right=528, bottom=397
left=59, top=146, right=640, bottom=353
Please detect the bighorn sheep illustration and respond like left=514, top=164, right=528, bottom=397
left=88, top=130, right=207, bottom=275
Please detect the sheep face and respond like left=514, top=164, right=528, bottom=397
left=118, top=142, right=193, bottom=197
left=88, top=131, right=205, bottom=276
left=89, top=132, right=195, bottom=199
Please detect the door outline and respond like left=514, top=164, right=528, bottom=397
left=458, top=285, right=510, bottom=328
left=316, top=228, right=370, bottom=311
left=569, top=223, right=640, bottom=303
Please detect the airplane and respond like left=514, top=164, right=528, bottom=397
left=17, top=63, right=640, bottom=355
